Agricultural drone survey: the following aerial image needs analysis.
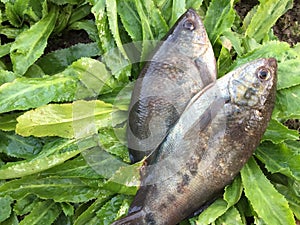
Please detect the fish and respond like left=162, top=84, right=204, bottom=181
left=112, top=58, right=277, bottom=225
left=127, top=8, right=216, bottom=163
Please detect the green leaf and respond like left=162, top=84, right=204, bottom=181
left=40, top=155, right=102, bottom=179
left=91, top=0, right=114, bottom=54
left=256, top=141, right=300, bottom=181
left=154, top=0, right=173, bottom=24
left=0, top=112, right=22, bottom=131
left=221, top=30, right=244, bottom=56
left=5, top=2, right=22, bottom=27
left=117, top=0, right=142, bottom=41
left=96, top=195, right=133, bottom=224
left=0, top=176, right=103, bottom=202
left=0, top=212, right=18, bottom=225
left=14, top=194, right=40, bottom=216
left=275, top=183, right=300, bottom=220
left=60, top=202, right=74, bottom=217
left=186, top=0, right=204, bottom=11
left=0, top=196, right=12, bottom=223
left=0, top=43, right=12, bottom=58
left=216, top=206, right=243, bottom=225
left=16, top=100, right=115, bottom=138
left=241, top=157, right=295, bottom=225
left=10, top=5, right=59, bottom=75
left=134, top=0, right=155, bottom=60
left=274, top=85, right=300, bottom=119
left=0, top=58, right=116, bottom=113
left=36, top=42, right=100, bottom=75
left=98, top=127, right=130, bottom=162
left=217, top=45, right=233, bottom=76
left=18, top=200, right=61, bottom=225
left=204, top=0, right=235, bottom=44
left=170, top=0, right=185, bottom=26
left=91, top=0, right=131, bottom=82
left=68, top=3, right=92, bottom=25
left=141, top=0, right=169, bottom=39
left=231, top=41, right=291, bottom=69
left=0, top=136, right=98, bottom=179
left=277, top=59, right=300, bottom=90
left=0, top=70, right=19, bottom=86
left=73, top=194, right=114, bottom=225
left=106, top=0, right=128, bottom=60
left=0, top=149, right=81, bottom=179
left=48, top=0, right=80, bottom=5
left=0, top=131, right=43, bottom=159
left=0, top=75, right=77, bottom=113
left=262, top=119, right=299, bottom=144
left=194, top=199, right=228, bottom=225
left=224, top=175, right=243, bottom=207
left=68, top=20, right=100, bottom=42
left=13, top=0, right=44, bottom=22
left=103, top=161, right=142, bottom=195
left=81, top=146, right=128, bottom=180
left=245, top=0, right=293, bottom=43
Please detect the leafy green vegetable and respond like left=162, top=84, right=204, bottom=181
left=0, top=131, right=44, bottom=159
left=241, top=157, right=295, bottom=225
left=0, top=0, right=299, bottom=224
left=16, top=100, right=115, bottom=138
left=216, top=207, right=243, bottom=225
left=18, top=200, right=61, bottom=225
left=0, top=112, right=22, bottom=131
left=262, top=119, right=299, bottom=144
left=195, top=199, right=228, bottom=224
left=256, top=141, right=300, bottom=181
left=0, top=196, right=13, bottom=223
left=10, top=5, right=59, bottom=75
left=95, top=195, right=132, bottom=224
left=245, top=0, right=293, bottom=42
left=274, top=85, right=300, bottom=119
left=0, top=58, right=117, bottom=113
left=204, top=0, right=235, bottom=45
left=36, top=42, right=100, bottom=75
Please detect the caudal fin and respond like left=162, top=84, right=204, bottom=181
left=111, top=210, right=145, bottom=225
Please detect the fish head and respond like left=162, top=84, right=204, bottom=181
left=228, top=58, right=277, bottom=110
left=167, top=9, right=214, bottom=62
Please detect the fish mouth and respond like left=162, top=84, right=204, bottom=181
left=186, top=8, right=198, bottom=18
left=266, top=58, right=277, bottom=71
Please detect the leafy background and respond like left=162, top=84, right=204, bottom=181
left=0, top=0, right=299, bottom=224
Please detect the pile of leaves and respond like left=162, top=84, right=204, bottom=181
left=0, top=0, right=299, bottom=224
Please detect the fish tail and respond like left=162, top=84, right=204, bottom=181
left=111, top=210, right=145, bottom=225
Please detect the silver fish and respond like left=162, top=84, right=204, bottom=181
left=112, top=58, right=277, bottom=225
left=127, top=8, right=216, bottom=163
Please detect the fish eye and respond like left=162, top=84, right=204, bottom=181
left=183, top=19, right=195, bottom=31
left=257, top=68, right=271, bottom=81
